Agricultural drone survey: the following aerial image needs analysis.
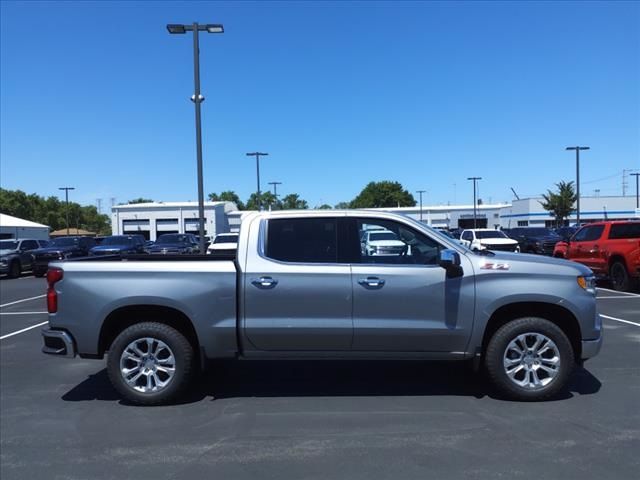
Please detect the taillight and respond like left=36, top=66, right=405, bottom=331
left=46, top=267, right=63, bottom=313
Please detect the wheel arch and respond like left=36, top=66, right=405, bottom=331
left=98, top=305, right=200, bottom=360
left=481, top=302, right=582, bottom=361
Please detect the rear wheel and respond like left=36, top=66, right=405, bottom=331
left=609, top=261, right=630, bottom=292
left=107, top=322, right=195, bottom=405
left=8, top=260, right=21, bottom=278
left=485, top=317, right=574, bottom=401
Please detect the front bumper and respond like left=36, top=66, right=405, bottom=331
left=42, top=328, right=76, bottom=358
left=581, top=329, right=603, bottom=360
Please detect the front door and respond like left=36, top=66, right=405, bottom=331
left=243, top=216, right=353, bottom=351
left=350, top=217, right=475, bottom=352
left=568, top=225, right=605, bottom=270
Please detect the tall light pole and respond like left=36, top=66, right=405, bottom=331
left=58, top=187, right=75, bottom=236
left=416, top=190, right=426, bottom=222
left=631, top=173, right=640, bottom=209
left=167, top=22, right=224, bottom=254
left=268, top=181, right=282, bottom=210
left=246, top=152, right=268, bottom=210
left=467, top=177, right=482, bottom=228
left=566, top=146, right=590, bottom=225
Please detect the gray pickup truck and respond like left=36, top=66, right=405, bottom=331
left=42, top=211, right=603, bottom=405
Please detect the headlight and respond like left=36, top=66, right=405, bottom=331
left=0, top=258, right=7, bottom=266
left=577, top=275, right=596, bottom=295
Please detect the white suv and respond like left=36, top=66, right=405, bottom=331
left=360, top=229, right=408, bottom=256
left=459, top=229, right=519, bottom=252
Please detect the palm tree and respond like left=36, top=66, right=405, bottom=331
left=540, top=181, right=577, bottom=227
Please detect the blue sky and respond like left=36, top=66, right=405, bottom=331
left=1, top=1, right=639, bottom=210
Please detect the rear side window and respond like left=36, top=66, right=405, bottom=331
left=574, top=225, right=605, bottom=242
left=21, top=240, right=39, bottom=250
left=266, top=218, right=337, bottom=263
left=609, top=223, right=640, bottom=240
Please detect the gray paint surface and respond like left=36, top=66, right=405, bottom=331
left=47, top=210, right=601, bottom=361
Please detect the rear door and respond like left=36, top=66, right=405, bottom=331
left=243, top=216, right=353, bottom=351
left=19, top=240, right=39, bottom=268
left=349, top=216, right=475, bottom=352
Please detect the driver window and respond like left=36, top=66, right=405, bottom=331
left=356, top=218, right=442, bottom=265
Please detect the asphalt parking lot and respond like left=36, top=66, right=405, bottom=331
left=1, top=275, right=638, bottom=480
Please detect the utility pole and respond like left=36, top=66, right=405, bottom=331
left=566, top=146, right=589, bottom=225
left=416, top=190, right=427, bottom=222
left=268, top=181, right=282, bottom=210
left=58, top=187, right=75, bottom=236
left=631, top=173, right=640, bottom=208
left=467, top=177, right=482, bottom=228
left=167, top=22, right=224, bottom=254
left=246, top=152, right=269, bottom=210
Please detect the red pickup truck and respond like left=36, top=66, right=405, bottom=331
left=553, top=221, right=640, bottom=291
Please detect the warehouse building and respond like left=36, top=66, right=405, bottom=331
left=111, top=202, right=237, bottom=241
left=0, top=213, right=50, bottom=240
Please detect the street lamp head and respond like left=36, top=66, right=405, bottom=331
left=166, top=24, right=187, bottom=34
left=205, top=24, right=224, bottom=34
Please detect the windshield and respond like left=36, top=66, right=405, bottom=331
left=51, top=238, right=79, bottom=247
left=214, top=235, right=238, bottom=244
left=157, top=234, right=189, bottom=244
left=102, top=236, right=134, bottom=246
left=476, top=231, right=508, bottom=239
left=369, top=232, right=398, bottom=241
left=524, top=228, right=554, bottom=236
left=0, top=241, right=19, bottom=250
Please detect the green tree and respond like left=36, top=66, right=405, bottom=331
left=317, top=204, right=333, bottom=210
left=208, top=191, right=245, bottom=210
left=281, top=193, right=309, bottom=210
left=246, top=191, right=280, bottom=210
left=334, top=201, right=351, bottom=209
left=349, top=181, right=416, bottom=208
left=540, top=181, right=577, bottom=227
left=127, top=198, right=154, bottom=204
left=0, top=188, right=111, bottom=234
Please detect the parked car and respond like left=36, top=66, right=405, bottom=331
left=0, top=239, right=49, bottom=278
left=42, top=210, right=601, bottom=405
left=459, top=229, right=520, bottom=252
left=507, top=227, right=562, bottom=255
left=360, top=229, right=407, bottom=256
left=89, top=235, right=146, bottom=256
left=554, top=226, right=578, bottom=242
left=553, top=221, right=640, bottom=291
left=207, top=233, right=239, bottom=255
left=146, top=233, right=200, bottom=254
left=32, top=237, right=97, bottom=277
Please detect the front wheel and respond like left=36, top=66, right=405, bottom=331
left=485, top=317, right=574, bottom=401
left=107, top=322, right=195, bottom=405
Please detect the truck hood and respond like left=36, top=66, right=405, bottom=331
left=33, top=246, right=77, bottom=255
left=91, top=245, right=133, bottom=253
left=208, top=243, right=237, bottom=251
left=147, top=243, right=190, bottom=251
left=0, top=249, right=18, bottom=256
left=477, top=238, right=518, bottom=245
left=368, top=240, right=406, bottom=247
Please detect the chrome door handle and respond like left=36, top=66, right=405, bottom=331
left=251, top=276, right=278, bottom=289
left=358, top=277, right=385, bottom=289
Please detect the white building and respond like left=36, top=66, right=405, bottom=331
left=369, top=204, right=508, bottom=229
left=111, top=202, right=237, bottom=241
left=0, top=213, right=50, bottom=240
left=499, top=196, right=639, bottom=228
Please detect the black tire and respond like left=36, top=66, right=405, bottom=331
left=8, top=260, right=21, bottom=278
left=34, top=271, right=46, bottom=278
left=107, top=322, right=195, bottom=405
left=609, top=261, right=630, bottom=292
left=485, top=317, right=574, bottom=401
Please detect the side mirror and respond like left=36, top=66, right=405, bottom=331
left=438, top=249, right=463, bottom=278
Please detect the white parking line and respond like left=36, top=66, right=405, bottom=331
left=601, top=314, right=640, bottom=327
left=0, top=312, right=48, bottom=315
left=0, top=321, right=48, bottom=340
left=596, top=288, right=640, bottom=297
left=0, top=295, right=46, bottom=308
